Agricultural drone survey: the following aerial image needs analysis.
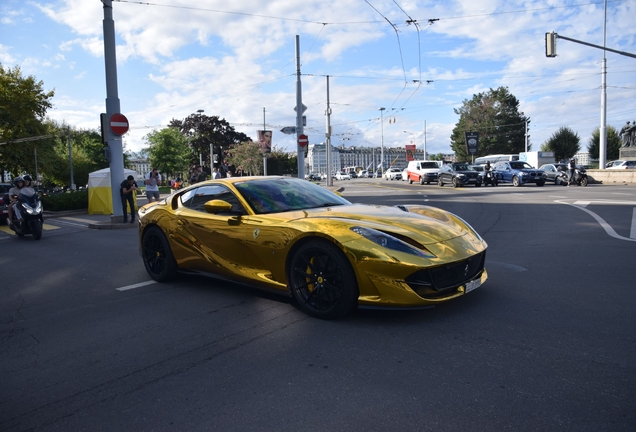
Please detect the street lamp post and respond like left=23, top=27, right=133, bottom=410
left=379, top=107, right=385, bottom=177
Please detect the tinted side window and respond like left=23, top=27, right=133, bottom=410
left=180, top=185, right=245, bottom=215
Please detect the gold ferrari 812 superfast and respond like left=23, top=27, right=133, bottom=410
left=138, top=176, right=488, bottom=319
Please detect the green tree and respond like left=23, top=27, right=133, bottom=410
left=143, top=127, right=191, bottom=179
left=450, top=87, right=529, bottom=162
left=542, top=126, right=580, bottom=162
left=225, top=141, right=263, bottom=176
left=0, top=64, right=55, bottom=176
left=42, top=121, right=110, bottom=188
left=587, top=125, right=621, bottom=161
left=429, top=153, right=446, bottom=161
left=267, top=145, right=297, bottom=176
left=169, top=114, right=250, bottom=170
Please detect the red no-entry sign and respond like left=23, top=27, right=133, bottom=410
left=298, top=134, right=309, bottom=147
left=110, top=113, right=129, bottom=135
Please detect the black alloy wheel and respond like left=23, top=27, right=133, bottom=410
left=142, top=226, right=178, bottom=282
left=288, top=239, right=358, bottom=319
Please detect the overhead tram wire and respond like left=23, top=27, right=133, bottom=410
left=114, top=0, right=622, bottom=28
left=364, top=0, right=410, bottom=110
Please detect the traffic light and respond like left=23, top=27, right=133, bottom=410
left=100, top=113, right=108, bottom=144
left=545, top=32, right=557, bottom=57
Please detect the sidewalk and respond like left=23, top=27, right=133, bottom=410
left=44, top=194, right=158, bottom=230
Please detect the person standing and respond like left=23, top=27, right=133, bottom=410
left=193, top=165, right=207, bottom=183
left=212, top=167, right=221, bottom=179
left=145, top=168, right=161, bottom=202
left=120, top=175, right=138, bottom=224
left=567, top=158, right=576, bottom=186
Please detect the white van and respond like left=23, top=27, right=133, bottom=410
left=405, top=160, right=440, bottom=185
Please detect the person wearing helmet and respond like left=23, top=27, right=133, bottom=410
left=567, top=158, right=576, bottom=186
left=7, top=176, right=25, bottom=229
left=21, top=175, right=36, bottom=197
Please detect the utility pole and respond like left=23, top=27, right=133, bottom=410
left=102, top=0, right=125, bottom=220
left=295, top=36, right=305, bottom=180
left=599, top=0, right=607, bottom=169
left=262, top=107, right=267, bottom=176
left=423, top=120, right=427, bottom=160
left=325, top=76, right=332, bottom=186
left=379, top=107, right=386, bottom=177
left=68, top=126, right=74, bottom=190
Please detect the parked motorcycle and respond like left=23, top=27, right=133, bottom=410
left=4, top=192, right=44, bottom=239
left=557, top=167, right=588, bottom=187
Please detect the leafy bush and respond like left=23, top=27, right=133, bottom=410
left=41, top=190, right=88, bottom=212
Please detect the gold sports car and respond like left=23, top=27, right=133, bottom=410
left=138, top=176, right=488, bottom=319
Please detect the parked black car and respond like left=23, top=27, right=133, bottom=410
left=438, top=163, right=482, bottom=187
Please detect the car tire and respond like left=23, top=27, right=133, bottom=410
left=452, top=177, right=460, bottom=188
left=581, top=177, right=588, bottom=186
left=438, top=177, right=444, bottom=187
left=555, top=177, right=562, bottom=186
left=288, top=239, right=358, bottom=320
left=420, top=176, right=425, bottom=185
left=409, top=178, right=413, bottom=184
left=142, top=226, right=178, bottom=282
left=512, top=176, right=521, bottom=187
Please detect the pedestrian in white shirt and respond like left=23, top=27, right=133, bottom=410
left=145, top=168, right=161, bottom=202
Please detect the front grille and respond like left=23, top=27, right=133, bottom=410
left=405, top=252, right=486, bottom=298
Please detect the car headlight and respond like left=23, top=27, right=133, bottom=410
left=457, top=174, right=465, bottom=178
left=350, top=226, right=436, bottom=258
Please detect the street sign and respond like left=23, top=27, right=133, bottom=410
left=109, top=113, right=129, bottom=135
left=280, top=126, right=296, bottom=135
left=298, top=134, right=309, bottom=147
left=294, top=104, right=307, bottom=114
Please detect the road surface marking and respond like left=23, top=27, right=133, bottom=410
left=0, top=223, right=60, bottom=235
left=556, top=200, right=636, bottom=243
left=116, top=280, right=157, bottom=291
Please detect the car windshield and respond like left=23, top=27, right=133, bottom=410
left=234, top=178, right=350, bottom=214
left=509, top=162, right=534, bottom=170
left=454, top=164, right=473, bottom=171
left=421, top=162, right=438, bottom=169
left=471, top=166, right=484, bottom=171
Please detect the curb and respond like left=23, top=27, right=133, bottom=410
left=88, top=221, right=138, bottom=230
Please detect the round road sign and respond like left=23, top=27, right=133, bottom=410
left=110, top=113, right=129, bottom=135
left=298, top=134, right=309, bottom=147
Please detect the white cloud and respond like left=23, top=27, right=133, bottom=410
left=3, top=0, right=634, bottom=156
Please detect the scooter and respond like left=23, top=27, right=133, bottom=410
left=483, top=169, right=498, bottom=186
left=4, top=192, right=44, bottom=239
left=557, top=168, right=588, bottom=187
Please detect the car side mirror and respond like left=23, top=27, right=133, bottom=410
left=204, top=199, right=233, bottom=214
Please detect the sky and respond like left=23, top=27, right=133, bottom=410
left=1, top=0, right=635, bottom=158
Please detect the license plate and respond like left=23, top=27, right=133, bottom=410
left=465, top=278, right=481, bottom=294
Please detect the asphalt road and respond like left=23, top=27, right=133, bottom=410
left=1, top=180, right=635, bottom=431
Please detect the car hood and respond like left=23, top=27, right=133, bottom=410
left=278, top=203, right=475, bottom=245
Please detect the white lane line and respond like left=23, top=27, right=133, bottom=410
left=573, top=201, right=591, bottom=207
left=555, top=200, right=636, bottom=243
left=116, top=280, right=157, bottom=291
left=631, top=208, right=636, bottom=239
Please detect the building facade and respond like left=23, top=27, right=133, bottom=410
left=128, top=159, right=151, bottom=180
left=306, top=144, right=430, bottom=174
